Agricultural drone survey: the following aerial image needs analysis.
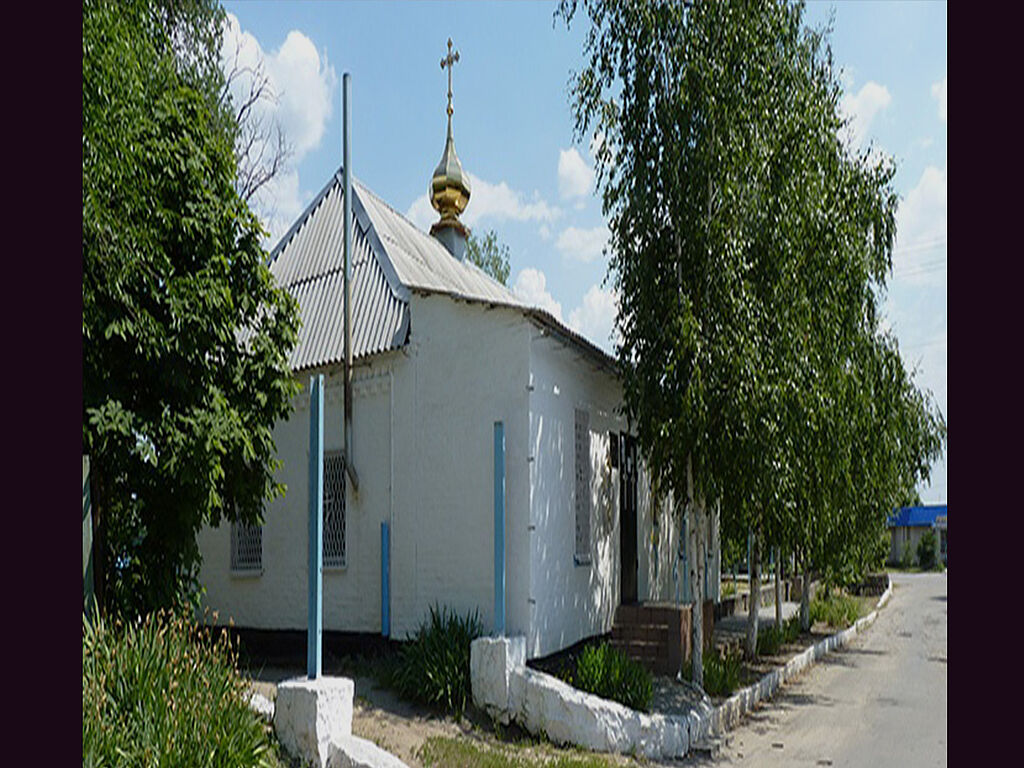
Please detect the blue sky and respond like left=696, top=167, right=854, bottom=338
left=222, top=1, right=946, bottom=503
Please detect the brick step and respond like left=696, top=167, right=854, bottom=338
left=611, top=625, right=670, bottom=644
left=609, top=639, right=662, bottom=658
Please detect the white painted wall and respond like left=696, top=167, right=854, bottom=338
left=197, top=293, right=717, bottom=658
left=525, top=327, right=717, bottom=659
left=388, top=294, right=531, bottom=641
left=197, top=355, right=398, bottom=632
left=198, top=294, right=533, bottom=641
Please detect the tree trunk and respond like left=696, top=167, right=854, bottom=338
left=688, top=455, right=704, bottom=688
left=775, top=547, right=782, bottom=628
left=745, top=530, right=760, bottom=659
left=800, top=555, right=811, bottom=632
left=90, top=463, right=106, bottom=616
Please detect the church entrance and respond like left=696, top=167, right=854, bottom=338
left=619, top=433, right=638, bottom=604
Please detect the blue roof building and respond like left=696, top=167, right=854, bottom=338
left=887, top=504, right=947, bottom=566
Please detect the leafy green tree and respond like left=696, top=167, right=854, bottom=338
left=83, top=0, right=300, bottom=617
left=465, top=228, right=511, bottom=286
left=561, top=0, right=946, bottom=674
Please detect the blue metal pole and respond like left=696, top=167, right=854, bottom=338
left=381, top=521, right=390, bottom=637
left=494, top=421, right=505, bottom=636
left=308, top=375, right=324, bottom=679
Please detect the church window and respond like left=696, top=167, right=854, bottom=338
left=575, top=408, right=591, bottom=564
left=231, top=520, right=262, bottom=573
left=324, top=451, right=347, bottom=567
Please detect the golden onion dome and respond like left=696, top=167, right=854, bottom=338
left=430, top=122, right=471, bottom=222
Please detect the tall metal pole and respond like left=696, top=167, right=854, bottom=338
left=342, top=72, right=358, bottom=491
left=307, top=374, right=324, bottom=679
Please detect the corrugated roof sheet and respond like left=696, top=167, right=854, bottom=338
left=267, top=174, right=408, bottom=371
left=887, top=504, right=947, bottom=528
left=265, top=167, right=616, bottom=374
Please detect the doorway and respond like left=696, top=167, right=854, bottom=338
left=619, top=433, right=638, bottom=604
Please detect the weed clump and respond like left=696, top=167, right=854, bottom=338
left=389, top=604, right=483, bottom=717
left=82, top=608, right=272, bottom=767
left=566, top=642, right=653, bottom=712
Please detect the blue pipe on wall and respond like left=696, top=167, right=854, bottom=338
left=381, top=521, right=390, bottom=637
left=494, top=421, right=505, bottom=636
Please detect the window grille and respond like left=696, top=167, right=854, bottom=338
left=324, top=451, right=346, bottom=567
left=574, top=408, right=591, bottom=564
left=231, top=520, right=262, bottom=572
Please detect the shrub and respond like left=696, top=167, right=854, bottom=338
left=917, top=529, right=938, bottom=571
left=568, top=642, right=653, bottom=712
left=782, top=615, right=802, bottom=643
left=82, top=608, right=272, bottom=768
left=756, top=625, right=782, bottom=657
left=701, top=647, right=742, bottom=697
left=900, top=541, right=913, bottom=569
left=390, top=604, right=483, bottom=717
left=809, top=591, right=861, bottom=628
left=722, top=580, right=737, bottom=597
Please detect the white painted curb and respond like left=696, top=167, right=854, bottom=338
left=707, top=573, right=893, bottom=738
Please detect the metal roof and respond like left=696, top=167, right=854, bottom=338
left=265, top=167, right=616, bottom=374
left=887, top=504, right=947, bottom=529
left=267, top=172, right=408, bottom=371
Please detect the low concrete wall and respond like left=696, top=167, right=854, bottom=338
left=709, top=574, right=892, bottom=737
left=471, top=636, right=711, bottom=760
left=471, top=575, right=893, bottom=760
left=716, top=579, right=790, bottom=620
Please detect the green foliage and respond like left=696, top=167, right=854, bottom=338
left=900, top=541, right=913, bottom=569
left=558, top=0, right=946, bottom=649
left=756, top=624, right=783, bottom=657
left=466, top=229, right=512, bottom=286
left=83, top=0, right=300, bottom=616
left=722, top=581, right=737, bottom=598
left=917, top=529, right=938, bottom=571
left=565, top=643, right=653, bottom=712
left=700, top=647, right=743, bottom=698
left=810, top=591, right=862, bottom=628
left=82, top=608, right=272, bottom=767
left=390, top=605, right=483, bottom=717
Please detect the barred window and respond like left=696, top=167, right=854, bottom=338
left=574, top=408, right=591, bottom=564
left=324, top=451, right=346, bottom=567
left=231, top=521, right=262, bottom=572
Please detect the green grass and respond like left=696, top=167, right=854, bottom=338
left=417, top=736, right=629, bottom=768
left=83, top=608, right=275, bottom=768
left=810, top=590, right=866, bottom=628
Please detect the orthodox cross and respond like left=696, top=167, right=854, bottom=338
left=440, top=38, right=460, bottom=120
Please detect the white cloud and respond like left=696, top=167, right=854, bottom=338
left=569, top=284, right=619, bottom=351
left=556, top=225, right=609, bottom=263
left=405, top=195, right=436, bottom=232
left=221, top=14, right=336, bottom=162
left=558, top=147, right=594, bottom=199
left=221, top=14, right=336, bottom=245
left=513, top=268, right=563, bottom=322
left=840, top=81, right=892, bottom=148
left=893, top=164, right=946, bottom=282
left=405, top=173, right=562, bottom=231
left=931, top=76, right=947, bottom=123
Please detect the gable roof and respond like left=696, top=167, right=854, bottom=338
left=267, top=168, right=617, bottom=374
left=887, top=504, right=947, bottom=528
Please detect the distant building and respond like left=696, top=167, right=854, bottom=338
left=887, top=504, right=946, bottom=566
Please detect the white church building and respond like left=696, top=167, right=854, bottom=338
left=197, top=74, right=720, bottom=662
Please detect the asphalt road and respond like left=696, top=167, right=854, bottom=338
left=687, top=571, right=947, bottom=768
